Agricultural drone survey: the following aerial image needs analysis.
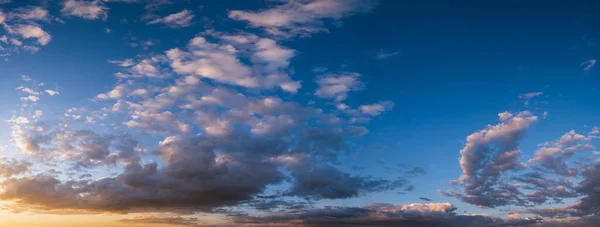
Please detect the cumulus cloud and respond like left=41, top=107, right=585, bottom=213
left=161, top=33, right=299, bottom=91
left=148, top=9, right=194, bottom=28
left=315, top=72, right=362, bottom=101
left=7, top=6, right=49, bottom=21
left=2, top=40, right=402, bottom=214
left=229, top=0, right=378, bottom=38
left=359, top=101, right=394, bottom=116
left=443, top=111, right=537, bottom=207
left=0, top=6, right=53, bottom=56
left=0, top=158, right=30, bottom=178
left=13, top=24, right=52, bottom=45
left=61, top=0, right=108, bottom=20
left=528, top=130, right=593, bottom=177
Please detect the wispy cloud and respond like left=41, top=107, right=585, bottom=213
left=147, top=9, right=194, bottom=28
left=581, top=59, right=596, bottom=71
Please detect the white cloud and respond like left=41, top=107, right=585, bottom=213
left=8, top=7, right=49, bottom=21
left=148, top=9, right=194, bottom=28
left=518, top=92, right=543, bottom=107
left=591, top=126, right=599, bottom=135
left=108, top=58, right=134, bottom=67
left=581, top=59, right=596, bottom=71
left=375, top=49, right=400, bottom=60
left=20, top=95, right=40, bottom=102
left=44, top=90, right=59, bottom=96
left=229, top=0, right=378, bottom=37
left=62, top=0, right=108, bottom=20
left=11, top=25, right=52, bottom=46
left=315, top=72, right=362, bottom=101
left=359, top=101, right=394, bottom=116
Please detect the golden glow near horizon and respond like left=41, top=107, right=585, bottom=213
left=0, top=209, right=225, bottom=227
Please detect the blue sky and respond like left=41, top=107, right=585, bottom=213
left=0, top=0, right=599, bottom=226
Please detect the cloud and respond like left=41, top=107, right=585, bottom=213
left=359, top=101, right=394, bottom=116
left=286, top=161, right=411, bottom=199
left=11, top=25, right=51, bottom=46
left=518, top=92, right=543, bottom=107
left=0, top=6, right=54, bottom=57
left=581, top=59, right=596, bottom=71
left=118, top=215, right=200, bottom=226
left=61, top=0, right=108, bottom=20
left=7, top=6, right=49, bottom=21
left=527, top=130, right=593, bottom=177
left=518, top=92, right=543, bottom=100
left=375, top=49, right=400, bottom=60
left=229, top=0, right=378, bottom=38
left=0, top=158, right=30, bottom=178
left=315, top=72, right=362, bottom=101
left=44, top=90, right=59, bottom=96
left=162, top=33, right=299, bottom=91
left=148, top=9, right=194, bottom=28
left=419, top=197, right=432, bottom=202
left=231, top=202, right=543, bottom=227
left=443, top=111, right=537, bottom=207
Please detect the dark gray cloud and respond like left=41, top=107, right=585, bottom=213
left=228, top=202, right=543, bottom=227
left=0, top=158, right=30, bottom=178
left=443, top=112, right=537, bottom=208
left=285, top=158, right=412, bottom=200
left=118, top=215, right=201, bottom=226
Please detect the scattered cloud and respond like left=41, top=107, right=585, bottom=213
left=518, top=92, right=543, bottom=107
left=581, top=59, right=596, bottom=71
left=61, top=0, right=108, bottom=20
left=148, top=9, right=194, bottom=28
left=118, top=215, right=200, bottom=226
left=375, top=49, right=400, bottom=60
left=229, top=0, right=378, bottom=38
left=442, top=111, right=538, bottom=207
left=315, top=72, right=363, bottom=101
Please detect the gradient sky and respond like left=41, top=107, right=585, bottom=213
left=1, top=0, right=599, bottom=226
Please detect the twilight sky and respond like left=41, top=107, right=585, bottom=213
left=1, top=0, right=600, bottom=226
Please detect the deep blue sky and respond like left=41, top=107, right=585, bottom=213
left=1, top=0, right=599, bottom=226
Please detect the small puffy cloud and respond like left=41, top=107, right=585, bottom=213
left=590, top=126, right=599, bottom=135
left=528, top=130, right=592, bottom=177
left=61, top=0, right=108, bottom=20
left=20, top=95, right=40, bottom=102
left=148, top=9, right=194, bottom=28
left=315, top=72, right=362, bottom=101
left=11, top=25, right=52, bottom=46
left=44, top=90, right=59, bottom=96
left=229, top=0, right=378, bottom=37
left=0, top=158, right=30, bottom=178
left=581, top=59, right=596, bottom=71
left=359, top=101, right=394, bottom=116
left=7, top=6, right=49, bottom=21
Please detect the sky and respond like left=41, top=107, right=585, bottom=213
left=0, top=0, right=599, bottom=226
